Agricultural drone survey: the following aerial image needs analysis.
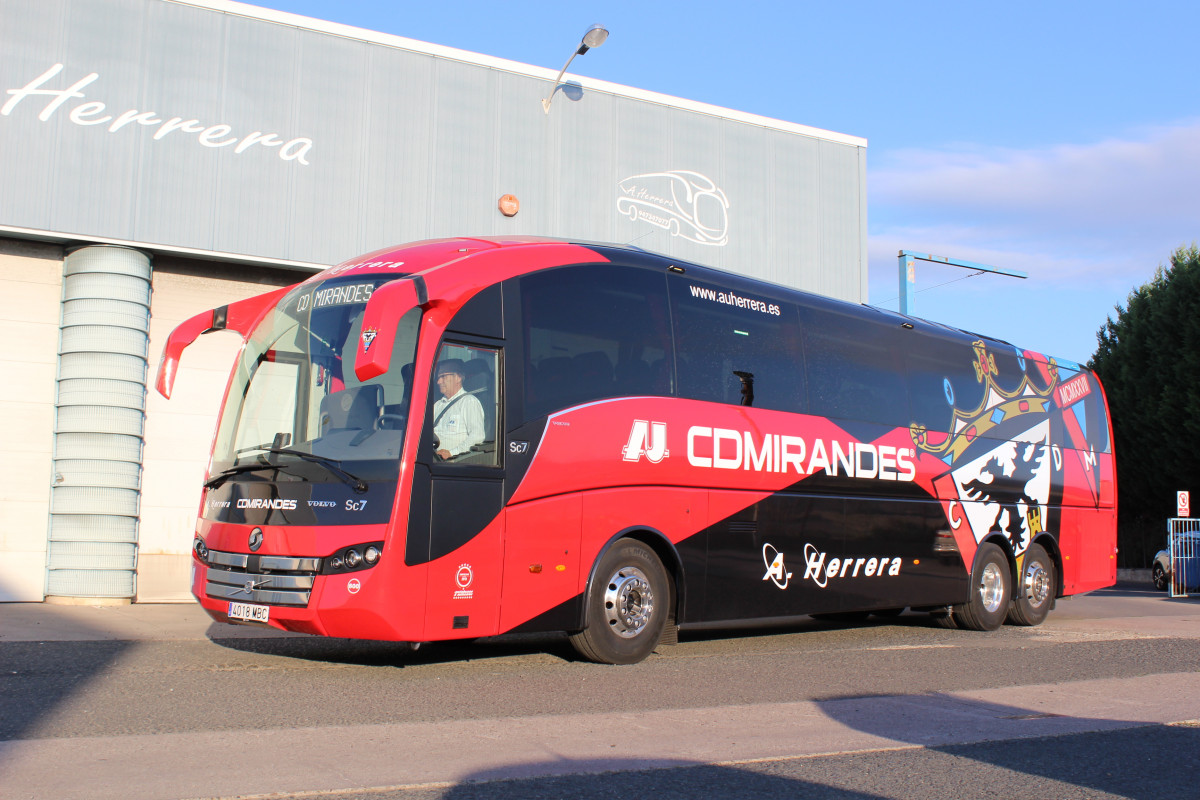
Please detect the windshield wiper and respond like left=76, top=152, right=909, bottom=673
left=253, top=448, right=368, bottom=494
left=204, top=460, right=281, bottom=490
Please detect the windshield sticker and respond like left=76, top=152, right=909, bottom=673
left=293, top=283, right=375, bottom=312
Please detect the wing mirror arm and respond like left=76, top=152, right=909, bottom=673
left=154, top=284, right=294, bottom=399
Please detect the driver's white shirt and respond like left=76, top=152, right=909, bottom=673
left=433, top=388, right=485, bottom=456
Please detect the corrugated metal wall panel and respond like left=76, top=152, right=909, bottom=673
left=428, top=58, right=499, bottom=240
left=133, top=0, right=225, bottom=251
left=210, top=13, right=302, bottom=260
left=769, top=128, right=822, bottom=292
left=357, top=47, right=436, bottom=249
left=817, top=139, right=865, bottom=301
left=287, top=28, right=371, bottom=264
left=492, top=70, right=550, bottom=238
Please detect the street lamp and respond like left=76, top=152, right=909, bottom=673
left=541, top=24, right=609, bottom=114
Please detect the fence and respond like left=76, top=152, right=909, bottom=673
left=1167, top=518, right=1200, bottom=598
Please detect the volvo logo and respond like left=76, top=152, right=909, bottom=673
left=248, top=527, right=264, bottom=551
left=237, top=577, right=271, bottom=595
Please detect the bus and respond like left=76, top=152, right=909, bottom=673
left=157, top=236, right=1117, bottom=664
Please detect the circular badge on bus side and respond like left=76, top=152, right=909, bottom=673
left=456, top=564, right=473, bottom=589
left=347, top=578, right=361, bottom=594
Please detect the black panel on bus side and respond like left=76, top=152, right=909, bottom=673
left=405, top=463, right=433, bottom=564
left=446, top=282, right=504, bottom=339
left=428, top=477, right=505, bottom=561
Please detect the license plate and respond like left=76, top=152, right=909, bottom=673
left=228, top=601, right=270, bottom=623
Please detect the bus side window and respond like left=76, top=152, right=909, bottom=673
left=802, top=307, right=908, bottom=429
left=908, top=337, right=987, bottom=437
left=669, top=277, right=804, bottom=413
left=520, top=265, right=672, bottom=423
left=432, top=343, right=501, bottom=466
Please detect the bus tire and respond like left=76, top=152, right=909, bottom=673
left=1006, top=543, right=1055, bottom=626
left=953, top=542, right=1011, bottom=632
left=570, top=539, right=668, bottom=665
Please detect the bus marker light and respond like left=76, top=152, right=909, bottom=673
left=529, top=564, right=543, bottom=574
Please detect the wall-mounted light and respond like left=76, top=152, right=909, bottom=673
left=541, top=24, right=609, bottom=114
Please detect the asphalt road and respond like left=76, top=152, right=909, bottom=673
left=2, top=585, right=1198, bottom=799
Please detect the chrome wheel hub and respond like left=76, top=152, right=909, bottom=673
left=979, top=562, right=1006, bottom=613
left=603, top=566, right=654, bottom=638
left=1024, top=560, right=1050, bottom=607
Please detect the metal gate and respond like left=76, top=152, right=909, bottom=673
left=1167, top=518, right=1200, bottom=598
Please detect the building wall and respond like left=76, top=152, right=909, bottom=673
left=139, top=258, right=301, bottom=601
left=0, top=239, right=62, bottom=601
left=0, top=0, right=867, bottom=301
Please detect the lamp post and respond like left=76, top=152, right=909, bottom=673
left=542, top=24, right=609, bottom=114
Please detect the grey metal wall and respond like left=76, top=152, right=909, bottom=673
left=0, top=0, right=867, bottom=302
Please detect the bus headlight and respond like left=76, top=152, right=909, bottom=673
left=193, top=537, right=209, bottom=562
left=321, top=541, right=384, bottom=574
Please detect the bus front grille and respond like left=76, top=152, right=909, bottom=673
left=203, top=549, right=319, bottom=607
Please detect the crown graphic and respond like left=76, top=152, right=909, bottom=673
left=910, top=340, right=1059, bottom=463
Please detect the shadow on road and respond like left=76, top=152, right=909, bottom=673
left=817, top=691, right=1200, bottom=800
left=203, top=610, right=941, bottom=667
left=205, top=627, right=582, bottom=667
left=406, top=759, right=889, bottom=800
left=0, top=639, right=134, bottom=741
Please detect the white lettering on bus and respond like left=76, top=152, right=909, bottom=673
left=236, top=498, right=297, bottom=510
left=801, top=542, right=902, bottom=589
left=2, top=64, right=314, bottom=165
left=622, top=420, right=669, bottom=462
left=687, top=284, right=782, bottom=316
left=683, top=425, right=917, bottom=482
left=1055, top=374, right=1091, bottom=407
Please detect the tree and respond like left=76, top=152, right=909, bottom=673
left=1089, top=244, right=1200, bottom=566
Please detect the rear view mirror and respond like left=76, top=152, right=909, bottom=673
left=353, top=279, right=422, bottom=382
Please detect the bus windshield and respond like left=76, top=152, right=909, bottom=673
left=210, top=275, right=420, bottom=486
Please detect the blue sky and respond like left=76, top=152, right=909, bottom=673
left=250, top=0, right=1199, bottom=365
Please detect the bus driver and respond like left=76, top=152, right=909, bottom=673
left=432, top=359, right=485, bottom=460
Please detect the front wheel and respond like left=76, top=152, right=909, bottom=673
left=1152, top=562, right=1169, bottom=592
left=570, top=540, right=669, bottom=665
left=953, top=542, right=1012, bottom=631
left=1006, top=543, right=1055, bottom=626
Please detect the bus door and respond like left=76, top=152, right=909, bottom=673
left=405, top=288, right=508, bottom=641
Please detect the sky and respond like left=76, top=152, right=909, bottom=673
left=249, top=0, right=1200, bottom=366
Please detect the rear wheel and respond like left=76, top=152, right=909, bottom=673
left=570, top=540, right=669, bottom=665
left=1007, top=543, right=1055, bottom=626
left=953, top=542, right=1012, bottom=631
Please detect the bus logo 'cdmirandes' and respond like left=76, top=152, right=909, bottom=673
left=621, top=420, right=917, bottom=481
